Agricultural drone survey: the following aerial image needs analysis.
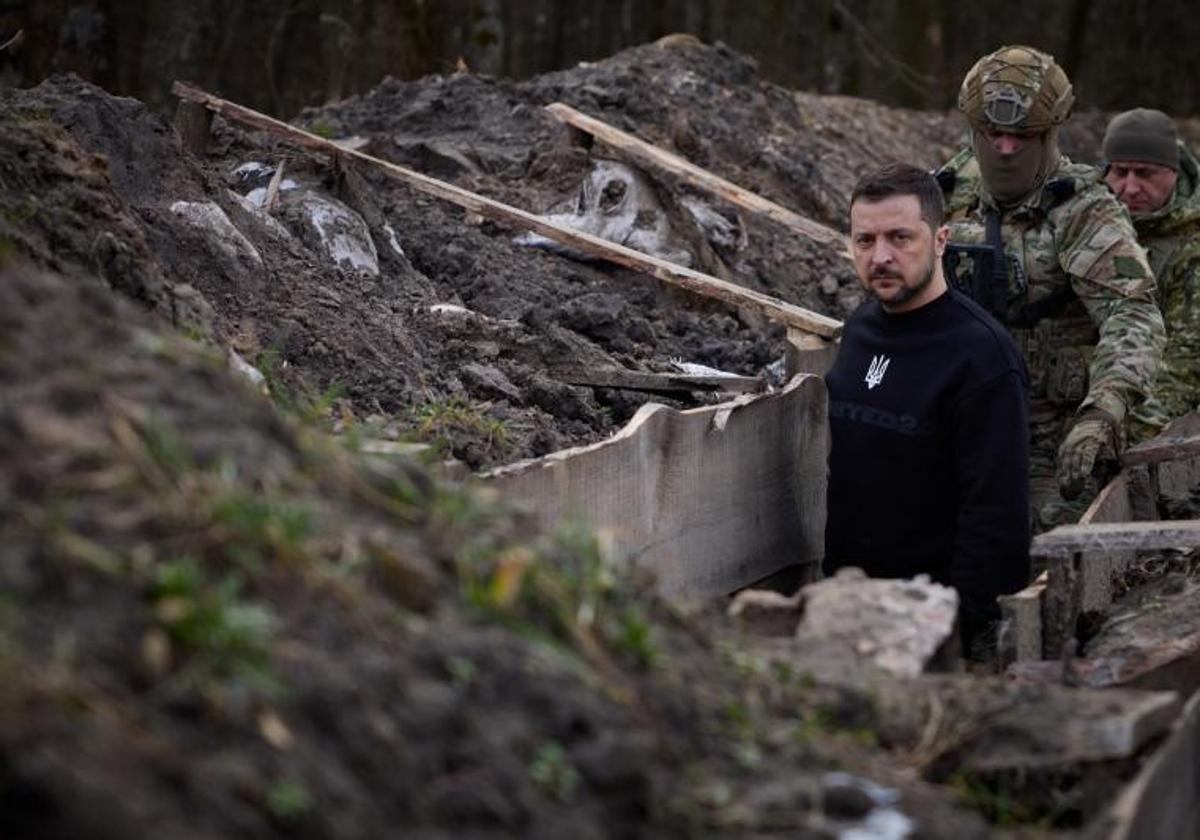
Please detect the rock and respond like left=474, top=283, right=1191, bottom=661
left=169, top=200, right=262, bottom=266
left=245, top=178, right=299, bottom=207
left=460, top=363, right=522, bottom=403
left=291, top=192, right=379, bottom=276
left=1077, top=576, right=1200, bottom=695
left=793, top=568, right=959, bottom=678
left=226, top=189, right=294, bottom=242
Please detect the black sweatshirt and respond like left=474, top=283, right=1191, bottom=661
left=823, top=289, right=1031, bottom=636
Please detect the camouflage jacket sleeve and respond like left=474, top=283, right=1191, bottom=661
left=1053, top=184, right=1166, bottom=422
left=1154, top=249, right=1200, bottom=417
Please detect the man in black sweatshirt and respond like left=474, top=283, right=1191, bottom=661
left=824, top=163, right=1031, bottom=655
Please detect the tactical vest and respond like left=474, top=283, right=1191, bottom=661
left=937, top=153, right=1102, bottom=407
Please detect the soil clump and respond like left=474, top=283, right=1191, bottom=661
left=1, top=41, right=970, bottom=469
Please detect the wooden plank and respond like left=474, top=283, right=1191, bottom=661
left=172, top=81, right=842, bottom=339
left=1032, top=519, right=1200, bottom=556
left=544, top=102, right=847, bottom=252
left=785, top=329, right=837, bottom=378
left=558, top=368, right=766, bottom=394
left=998, top=577, right=1045, bottom=664
left=1076, top=472, right=1134, bottom=612
left=1104, top=692, right=1200, bottom=840
left=0, top=29, right=24, bottom=53
left=1122, top=411, right=1200, bottom=465
left=481, top=373, right=829, bottom=604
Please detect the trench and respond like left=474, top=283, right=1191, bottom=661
left=481, top=374, right=1200, bottom=837
left=10, top=39, right=1200, bottom=836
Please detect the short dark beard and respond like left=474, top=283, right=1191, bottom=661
left=870, top=251, right=936, bottom=309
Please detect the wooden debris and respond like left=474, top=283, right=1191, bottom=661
left=1122, top=411, right=1200, bottom=465
left=1105, top=692, right=1200, bottom=840
left=171, top=81, right=842, bottom=338
left=785, top=328, right=837, bottom=378
left=0, top=29, right=23, bottom=53
left=997, top=574, right=1045, bottom=665
left=544, top=102, right=847, bottom=252
left=1031, top=520, right=1200, bottom=556
left=559, top=368, right=765, bottom=394
left=262, top=159, right=286, bottom=213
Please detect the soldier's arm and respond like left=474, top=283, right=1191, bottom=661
left=1154, top=252, right=1200, bottom=416
left=1057, top=190, right=1166, bottom=422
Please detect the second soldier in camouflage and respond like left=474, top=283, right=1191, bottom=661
left=1102, top=108, right=1200, bottom=438
left=937, top=45, right=1166, bottom=529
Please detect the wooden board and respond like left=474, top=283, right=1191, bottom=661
left=1122, top=411, right=1200, bottom=465
left=1104, top=692, right=1200, bottom=840
left=1077, top=472, right=1135, bottom=612
left=1032, top=519, right=1200, bottom=555
left=544, top=102, right=847, bottom=252
left=785, top=329, right=838, bottom=378
left=481, top=373, right=828, bottom=604
left=557, top=368, right=766, bottom=394
left=998, top=576, right=1046, bottom=664
left=172, top=82, right=842, bottom=339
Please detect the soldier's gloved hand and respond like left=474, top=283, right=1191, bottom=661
left=1056, top=409, right=1122, bottom=501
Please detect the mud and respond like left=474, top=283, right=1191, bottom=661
left=0, top=258, right=1011, bottom=837
left=0, top=40, right=973, bottom=470
left=1, top=36, right=1186, bottom=837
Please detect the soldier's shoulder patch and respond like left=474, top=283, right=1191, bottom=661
left=1113, top=255, right=1149, bottom=279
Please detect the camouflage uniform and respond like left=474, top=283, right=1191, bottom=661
left=1126, top=141, right=1200, bottom=438
left=938, top=149, right=1166, bottom=527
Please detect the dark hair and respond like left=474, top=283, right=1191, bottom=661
left=850, top=163, right=945, bottom=230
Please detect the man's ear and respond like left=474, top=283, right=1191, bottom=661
left=934, top=224, right=950, bottom=257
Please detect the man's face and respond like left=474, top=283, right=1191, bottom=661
left=1105, top=160, right=1178, bottom=214
left=849, top=194, right=948, bottom=313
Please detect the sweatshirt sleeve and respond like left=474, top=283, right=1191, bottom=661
left=949, top=368, right=1032, bottom=645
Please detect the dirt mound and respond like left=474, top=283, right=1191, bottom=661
left=0, top=39, right=1182, bottom=835
left=2, top=41, right=972, bottom=469
left=0, top=261, right=995, bottom=838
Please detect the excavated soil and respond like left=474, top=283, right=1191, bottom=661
left=0, top=261, right=1000, bottom=838
left=0, top=37, right=1183, bottom=838
left=0, top=39, right=975, bottom=469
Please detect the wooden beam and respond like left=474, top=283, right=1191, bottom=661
left=559, top=368, right=766, bottom=394
left=171, top=82, right=842, bottom=339
left=1123, top=412, right=1200, bottom=466
left=544, top=102, right=846, bottom=252
left=1031, top=519, right=1200, bottom=557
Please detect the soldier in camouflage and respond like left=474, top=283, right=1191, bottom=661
left=937, top=46, right=1166, bottom=529
left=1101, top=108, right=1200, bottom=438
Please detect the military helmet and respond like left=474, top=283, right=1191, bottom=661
left=958, top=45, right=1075, bottom=132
